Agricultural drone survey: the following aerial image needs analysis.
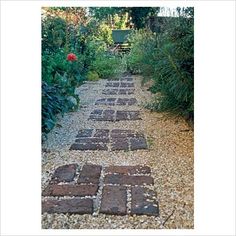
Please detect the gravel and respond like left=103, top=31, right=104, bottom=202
left=42, top=75, right=194, bottom=229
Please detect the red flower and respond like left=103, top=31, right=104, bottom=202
left=67, top=53, right=77, bottom=61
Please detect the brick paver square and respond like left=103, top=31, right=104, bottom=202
left=42, top=198, right=93, bottom=214
left=102, top=89, right=118, bottom=95
left=100, top=186, right=127, bottom=215
left=70, top=142, right=108, bottom=151
left=118, top=89, right=134, bottom=95
left=78, top=164, right=102, bottom=184
left=51, top=164, right=78, bottom=183
left=95, top=98, right=111, bottom=106
left=116, top=111, right=129, bottom=121
left=94, top=129, right=109, bottom=138
left=131, top=187, right=159, bottom=216
left=105, top=82, right=120, bottom=87
left=70, top=129, right=148, bottom=151
left=89, top=110, right=141, bottom=121
left=42, top=163, right=159, bottom=217
left=111, top=138, right=129, bottom=151
left=120, top=82, right=134, bottom=87
left=103, top=109, right=115, bottom=121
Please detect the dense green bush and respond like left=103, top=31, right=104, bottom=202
left=91, top=52, right=126, bottom=79
left=127, top=29, right=156, bottom=75
left=127, top=8, right=194, bottom=121
left=86, top=71, right=100, bottom=81
left=42, top=14, right=84, bottom=138
left=42, top=81, right=79, bottom=136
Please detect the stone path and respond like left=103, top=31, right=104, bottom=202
left=69, top=129, right=148, bottom=151
left=89, top=110, right=141, bottom=121
left=42, top=75, right=159, bottom=217
left=42, top=164, right=159, bottom=216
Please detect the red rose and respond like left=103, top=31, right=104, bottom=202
left=67, top=53, right=77, bottom=61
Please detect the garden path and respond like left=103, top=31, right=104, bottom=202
left=42, top=74, right=194, bottom=229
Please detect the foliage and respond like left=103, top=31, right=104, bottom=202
left=42, top=9, right=86, bottom=138
left=127, top=8, right=194, bottom=120
left=89, top=7, right=160, bottom=29
left=127, top=7, right=160, bottom=29
left=87, top=71, right=100, bottom=81
left=42, top=16, right=66, bottom=52
left=42, top=81, right=79, bottom=136
left=127, top=29, right=157, bottom=75
left=91, top=52, right=126, bottom=79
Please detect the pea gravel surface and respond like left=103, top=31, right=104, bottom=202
left=42, top=75, right=194, bottom=229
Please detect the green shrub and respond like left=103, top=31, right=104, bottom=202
left=42, top=81, right=79, bottom=136
left=127, top=29, right=156, bottom=75
left=91, top=52, right=125, bottom=79
left=87, top=71, right=100, bottom=81
left=127, top=8, right=194, bottom=121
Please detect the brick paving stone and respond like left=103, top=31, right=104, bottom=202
left=116, top=111, right=129, bottom=121
left=89, top=109, right=103, bottom=120
left=42, top=184, right=98, bottom=197
left=51, top=164, right=78, bottom=183
left=76, top=129, right=93, bottom=138
left=104, top=174, right=154, bottom=186
left=78, top=164, right=102, bottom=184
left=105, top=82, right=120, bottom=87
left=102, top=89, right=118, bottom=95
left=107, top=97, right=116, bottom=102
left=111, top=138, right=129, bottom=151
left=75, top=137, right=109, bottom=144
left=116, top=98, right=128, bottom=105
left=100, top=186, right=127, bottom=215
left=89, top=110, right=141, bottom=121
left=130, top=137, right=148, bottom=150
left=116, top=98, right=137, bottom=106
left=120, top=82, right=134, bottom=87
left=95, top=98, right=106, bottom=105
left=94, top=129, right=109, bottom=138
left=70, top=129, right=147, bottom=151
left=89, top=110, right=115, bottom=121
left=95, top=98, right=117, bottom=106
left=42, top=198, right=93, bottom=214
left=103, top=110, right=115, bottom=121
left=102, top=89, right=134, bottom=95
left=104, top=165, right=151, bottom=175
left=70, top=142, right=108, bottom=151
left=127, top=98, right=137, bottom=105
left=118, top=89, right=134, bottom=95
left=131, top=187, right=159, bottom=216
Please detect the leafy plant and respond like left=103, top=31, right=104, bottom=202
left=91, top=52, right=126, bottom=79
left=127, top=8, right=194, bottom=121
left=87, top=71, right=100, bottom=81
